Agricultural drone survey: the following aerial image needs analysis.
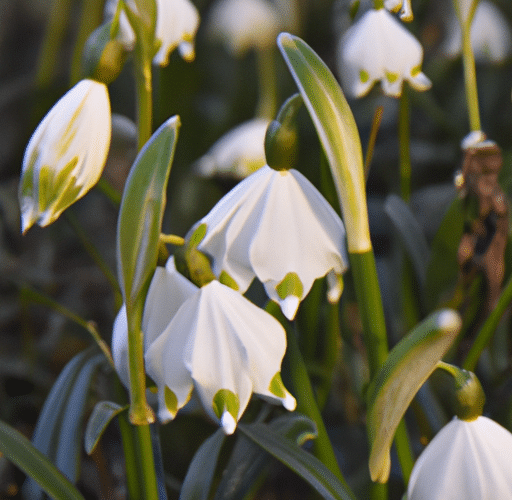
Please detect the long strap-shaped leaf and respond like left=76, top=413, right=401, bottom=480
left=277, top=32, right=370, bottom=254
left=0, top=420, right=85, bottom=500
left=239, top=422, right=357, bottom=500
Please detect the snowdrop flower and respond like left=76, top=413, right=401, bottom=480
left=338, top=8, right=431, bottom=98
left=112, top=256, right=198, bottom=388
left=194, top=118, right=269, bottom=179
left=19, top=79, right=111, bottom=234
left=193, top=164, right=348, bottom=320
left=443, top=1, right=511, bottom=64
left=105, top=0, right=200, bottom=64
left=207, top=0, right=281, bottom=56
left=145, top=278, right=295, bottom=434
left=384, top=0, right=413, bottom=22
left=407, top=416, right=512, bottom=499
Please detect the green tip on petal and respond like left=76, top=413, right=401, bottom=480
left=359, top=69, right=370, bottom=83
left=276, top=272, right=304, bottom=300
left=269, top=373, right=296, bottom=411
left=219, top=270, right=239, bottom=290
left=189, top=222, right=207, bottom=247
left=213, top=389, right=240, bottom=434
left=385, top=71, right=399, bottom=83
left=164, top=386, right=179, bottom=418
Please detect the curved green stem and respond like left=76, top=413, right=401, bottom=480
left=255, top=47, right=278, bottom=119
left=285, top=323, right=354, bottom=493
left=463, top=272, right=512, bottom=372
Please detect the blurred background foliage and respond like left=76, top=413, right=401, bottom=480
left=2, top=0, right=512, bottom=498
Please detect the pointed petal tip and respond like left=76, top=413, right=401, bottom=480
left=221, top=411, right=237, bottom=435
left=437, top=309, right=462, bottom=335
left=283, top=393, right=297, bottom=411
left=280, top=295, right=300, bottom=320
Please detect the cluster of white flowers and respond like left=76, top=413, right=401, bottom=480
left=113, top=158, right=348, bottom=433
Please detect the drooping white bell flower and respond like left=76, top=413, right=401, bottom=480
left=384, top=0, right=413, bottom=22
left=105, top=0, right=200, bottom=65
left=443, top=1, right=512, bottom=64
left=407, top=416, right=512, bottom=499
left=337, top=8, right=432, bottom=98
left=193, top=164, right=348, bottom=320
left=19, top=79, right=111, bottom=234
left=112, top=256, right=198, bottom=388
left=145, top=279, right=296, bottom=434
left=194, top=118, right=269, bottom=179
left=207, top=0, right=281, bottom=56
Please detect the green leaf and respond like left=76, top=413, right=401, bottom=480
left=384, top=194, right=430, bottom=291
left=24, top=351, right=104, bottom=499
left=117, top=115, right=180, bottom=312
left=180, top=428, right=226, bottom=500
left=238, top=422, right=356, bottom=500
left=367, top=309, right=462, bottom=483
left=424, top=195, right=463, bottom=311
left=0, top=420, right=85, bottom=500
left=214, top=414, right=317, bottom=500
left=116, top=115, right=180, bottom=423
left=84, top=401, right=128, bottom=455
left=277, top=32, right=370, bottom=254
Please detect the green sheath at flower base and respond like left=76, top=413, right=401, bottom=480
left=367, top=310, right=462, bottom=483
left=264, top=93, right=302, bottom=171
left=277, top=33, right=371, bottom=254
left=116, top=115, right=180, bottom=424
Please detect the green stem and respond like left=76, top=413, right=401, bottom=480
left=64, top=209, right=123, bottom=311
left=69, top=0, right=104, bottom=85
left=255, top=47, right=278, bottom=119
left=35, top=0, right=72, bottom=89
left=349, top=251, right=388, bottom=376
left=349, top=251, right=414, bottom=487
left=285, top=323, right=355, bottom=494
left=398, top=85, right=411, bottom=203
left=457, top=0, right=481, bottom=131
left=134, top=51, right=154, bottom=150
left=20, top=286, right=114, bottom=369
left=118, top=411, right=144, bottom=499
left=134, top=424, right=160, bottom=500
left=364, top=106, right=383, bottom=181
left=463, top=273, right=512, bottom=372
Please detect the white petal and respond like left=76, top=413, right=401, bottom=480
left=196, top=165, right=275, bottom=292
left=20, top=80, right=111, bottom=232
left=408, top=416, right=512, bottom=499
left=194, top=119, right=269, bottom=179
left=278, top=295, right=300, bottom=321
left=112, top=304, right=130, bottom=388
left=207, top=0, right=281, bottom=56
left=153, top=0, right=200, bottom=66
left=338, top=9, right=428, bottom=98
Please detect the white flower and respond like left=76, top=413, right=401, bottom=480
left=207, top=0, right=281, bottom=56
left=112, top=256, right=198, bottom=388
left=443, top=1, right=511, bottom=64
left=194, top=164, right=348, bottom=320
left=19, top=79, right=111, bottom=233
left=407, top=416, right=512, bottom=499
left=194, top=118, right=269, bottom=179
left=337, top=8, right=431, bottom=98
left=144, top=279, right=296, bottom=434
left=384, top=0, right=413, bottom=22
left=105, top=0, right=200, bottom=65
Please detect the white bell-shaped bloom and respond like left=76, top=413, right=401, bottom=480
left=207, top=0, right=281, bottom=56
left=338, top=8, right=431, bottom=98
left=105, top=0, right=200, bottom=65
left=194, top=118, right=269, bottom=179
left=443, top=1, right=511, bottom=64
left=145, top=279, right=296, bottom=434
left=19, top=79, right=111, bottom=233
left=112, top=256, right=198, bottom=387
left=193, top=164, right=348, bottom=320
left=407, top=416, right=512, bottom=499
left=384, top=0, right=413, bottom=21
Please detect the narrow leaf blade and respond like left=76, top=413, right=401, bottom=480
left=0, top=420, right=86, bottom=500
left=85, top=401, right=128, bottom=455
left=277, top=32, right=370, bottom=253
left=238, top=422, right=356, bottom=500
left=367, top=309, right=462, bottom=483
